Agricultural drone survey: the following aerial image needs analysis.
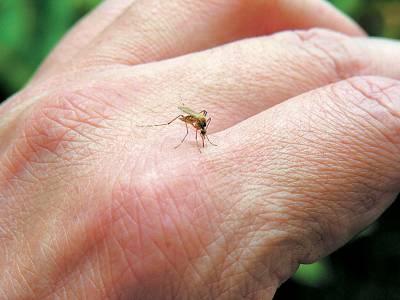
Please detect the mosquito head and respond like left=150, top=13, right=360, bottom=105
left=198, top=119, right=207, bottom=132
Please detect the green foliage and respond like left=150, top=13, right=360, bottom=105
left=293, top=259, right=332, bottom=287
left=331, top=0, right=400, bottom=38
left=0, top=0, right=102, bottom=98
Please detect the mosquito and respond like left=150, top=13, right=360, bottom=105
left=139, top=105, right=217, bottom=151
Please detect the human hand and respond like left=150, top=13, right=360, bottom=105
left=1, top=1, right=400, bottom=299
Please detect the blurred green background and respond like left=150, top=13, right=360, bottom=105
left=0, top=0, right=399, bottom=299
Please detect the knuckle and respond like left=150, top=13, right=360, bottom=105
left=324, top=75, right=400, bottom=191
left=340, top=76, right=400, bottom=146
left=273, top=28, right=368, bottom=80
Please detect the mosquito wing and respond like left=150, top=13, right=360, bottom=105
left=178, top=106, right=199, bottom=117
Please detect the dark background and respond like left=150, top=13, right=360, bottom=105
left=1, top=1, right=399, bottom=299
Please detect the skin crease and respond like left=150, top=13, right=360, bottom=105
left=0, top=1, right=400, bottom=299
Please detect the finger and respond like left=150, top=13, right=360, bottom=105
left=76, top=0, right=364, bottom=67
left=207, top=76, right=400, bottom=290
left=12, top=29, right=395, bottom=136
left=31, top=0, right=134, bottom=81
left=132, top=29, right=400, bottom=132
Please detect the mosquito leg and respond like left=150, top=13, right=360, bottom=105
left=166, top=115, right=184, bottom=125
left=199, top=110, right=207, bottom=116
left=206, top=117, right=212, bottom=130
left=138, top=115, right=184, bottom=127
left=206, top=134, right=217, bottom=146
left=175, top=122, right=189, bottom=149
left=204, top=118, right=217, bottom=146
left=195, top=130, right=201, bottom=153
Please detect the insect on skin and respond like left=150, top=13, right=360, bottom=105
left=139, top=105, right=217, bottom=151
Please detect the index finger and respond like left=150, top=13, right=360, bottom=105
left=34, top=0, right=365, bottom=81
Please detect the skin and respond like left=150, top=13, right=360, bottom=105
left=0, top=0, right=400, bottom=299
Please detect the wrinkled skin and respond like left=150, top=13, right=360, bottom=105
left=1, top=1, right=400, bottom=299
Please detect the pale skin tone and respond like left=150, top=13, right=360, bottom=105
left=1, top=0, right=400, bottom=299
